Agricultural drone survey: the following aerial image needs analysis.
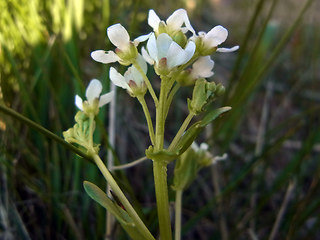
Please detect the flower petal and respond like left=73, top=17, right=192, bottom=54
left=86, top=79, right=102, bottom=105
left=75, top=95, right=83, bottom=110
left=191, top=56, right=214, bottom=78
left=148, top=9, right=161, bottom=32
left=166, top=41, right=187, bottom=68
left=166, top=9, right=187, bottom=31
left=146, top=33, right=159, bottom=63
left=133, top=33, right=151, bottom=46
left=107, top=23, right=130, bottom=50
left=109, top=67, right=131, bottom=90
left=216, top=45, right=239, bottom=52
left=99, top=91, right=114, bottom=107
left=204, top=25, right=228, bottom=48
left=166, top=9, right=195, bottom=35
left=183, top=41, right=196, bottom=63
left=156, top=33, right=173, bottom=60
left=136, top=54, right=148, bottom=73
left=91, top=50, right=119, bottom=64
left=141, top=47, right=155, bottom=65
left=199, top=143, right=209, bottom=151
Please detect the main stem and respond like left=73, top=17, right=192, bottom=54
left=175, top=190, right=183, bottom=240
left=153, top=77, right=172, bottom=240
left=153, top=160, right=172, bottom=240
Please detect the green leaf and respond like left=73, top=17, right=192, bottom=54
left=83, top=181, right=148, bottom=240
left=175, top=122, right=203, bottom=155
left=145, top=146, right=179, bottom=163
left=199, top=106, right=232, bottom=127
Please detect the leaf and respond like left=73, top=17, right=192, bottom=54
left=145, top=146, right=179, bottom=163
left=173, top=107, right=232, bottom=156
left=83, top=181, right=148, bottom=240
left=175, top=122, right=203, bottom=155
left=199, top=106, right=232, bottom=127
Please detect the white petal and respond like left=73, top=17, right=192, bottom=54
left=141, top=47, right=155, bottom=65
left=99, top=91, right=114, bottom=107
left=204, top=25, right=228, bottom=48
left=182, top=41, right=196, bottom=64
left=148, top=9, right=161, bottom=32
left=166, top=9, right=195, bottom=35
left=124, top=66, right=143, bottom=88
left=166, top=41, right=187, bottom=68
left=133, top=33, right=151, bottom=46
left=91, top=50, right=119, bottom=64
left=146, top=33, right=159, bottom=63
left=107, top=23, right=130, bottom=50
left=166, top=9, right=187, bottom=31
left=216, top=45, right=239, bottom=53
left=75, top=95, right=83, bottom=110
left=166, top=41, right=195, bottom=68
left=86, top=79, right=102, bottom=105
left=109, top=67, right=130, bottom=90
left=199, top=143, right=209, bottom=151
left=156, top=33, right=173, bottom=60
left=191, top=142, right=200, bottom=151
left=191, top=56, right=214, bottom=78
left=136, top=54, right=148, bottom=73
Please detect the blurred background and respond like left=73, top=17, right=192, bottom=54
left=0, top=0, right=319, bottom=239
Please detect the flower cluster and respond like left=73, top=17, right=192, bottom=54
left=91, top=8, right=238, bottom=97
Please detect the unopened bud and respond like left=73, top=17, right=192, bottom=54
left=172, top=31, right=187, bottom=47
left=215, top=83, right=225, bottom=96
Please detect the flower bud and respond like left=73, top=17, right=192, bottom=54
left=176, top=69, right=195, bottom=87
left=215, top=83, right=225, bottom=96
left=172, top=31, right=187, bottom=48
left=188, top=79, right=209, bottom=114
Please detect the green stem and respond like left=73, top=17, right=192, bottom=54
left=133, top=61, right=159, bottom=106
left=151, top=75, right=173, bottom=240
left=88, top=113, right=95, bottom=147
left=153, top=160, right=172, bottom=240
left=0, top=104, right=93, bottom=163
left=168, top=112, right=195, bottom=151
left=137, top=96, right=155, bottom=145
left=155, top=78, right=167, bottom=151
left=91, top=153, right=155, bottom=240
left=164, top=84, right=180, bottom=120
left=175, top=190, right=183, bottom=240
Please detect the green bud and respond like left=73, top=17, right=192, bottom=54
left=206, top=81, right=216, bottom=93
left=63, top=128, right=75, bottom=143
left=188, top=79, right=208, bottom=114
left=172, top=31, right=187, bottom=47
left=176, top=69, right=195, bottom=87
left=215, top=83, right=225, bottom=96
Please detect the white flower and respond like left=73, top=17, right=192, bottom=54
left=91, top=23, right=150, bottom=64
left=75, top=79, right=114, bottom=111
left=142, top=33, right=195, bottom=69
left=109, top=55, right=147, bottom=94
left=190, top=56, right=214, bottom=79
left=148, top=9, right=195, bottom=35
left=196, top=25, right=239, bottom=52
